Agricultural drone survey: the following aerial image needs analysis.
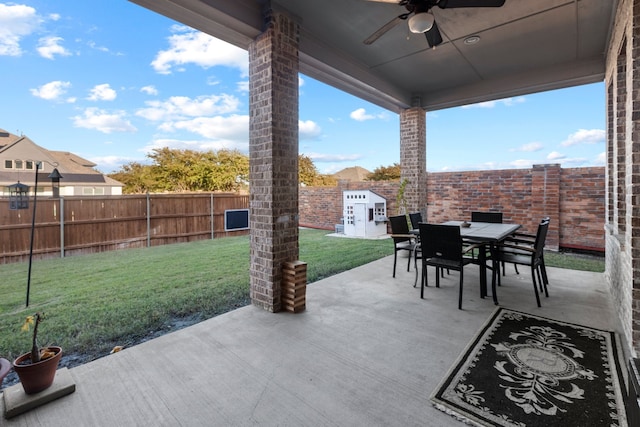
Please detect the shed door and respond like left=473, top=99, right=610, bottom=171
left=354, top=204, right=366, bottom=237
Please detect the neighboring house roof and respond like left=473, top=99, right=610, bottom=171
left=0, top=128, right=123, bottom=188
left=332, top=166, right=371, bottom=182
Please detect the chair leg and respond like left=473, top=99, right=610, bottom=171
left=536, top=267, right=544, bottom=293
left=531, top=265, right=541, bottom=307
left=420, top=262, right=427, bottom=299
left=540, top=257, right=549, bottom=286
left=538, top=266, right=549, bottom=297
left=406, top=249, right=412, bottom=272
left=514, top=264, right=520, bottom=275
left=414, top=252, right=419, bottom=288
left=393, top=250, right=398, bottom=278
left=458, top=269, right=464, bottom=310
left=491, top=262, right=499, bottom=306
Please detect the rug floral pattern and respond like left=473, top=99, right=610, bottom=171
left=431, top=308, right=627, bottom=427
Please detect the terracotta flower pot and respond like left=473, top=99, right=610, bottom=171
left=13, top=346, right=62, bottom=394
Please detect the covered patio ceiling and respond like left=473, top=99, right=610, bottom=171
left=130, top=0, right=616, bottom=113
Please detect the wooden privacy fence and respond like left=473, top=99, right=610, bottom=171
left=0, top=193, right=249, bottom=264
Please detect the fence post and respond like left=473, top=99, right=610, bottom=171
left=146, top=192, right=151, bottom=248
left=210, top=193, right=215, bottom=240
left=60, top=197, right=65, bottom=258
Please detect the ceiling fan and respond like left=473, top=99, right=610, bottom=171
left=363, top=0, right=506, bottom=48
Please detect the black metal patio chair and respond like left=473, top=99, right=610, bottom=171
left=418, top=223, right=481, bottom=309
left=389, top=215, right=417, bottom=278
left=494, top=218, right=550, bottom=307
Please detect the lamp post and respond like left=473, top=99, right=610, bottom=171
left=24, top=162, right=63, bottom=307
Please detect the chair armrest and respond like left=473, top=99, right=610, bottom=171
left=498, top=243, right=535, bottom=254
left=391, top=234, right=415, bottom=239
left=462, top=243, right=482, bottom=254
left=503, top=237, right=534, bottom=245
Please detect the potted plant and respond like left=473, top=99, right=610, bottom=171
left=12, top=312, right=62, bottom=394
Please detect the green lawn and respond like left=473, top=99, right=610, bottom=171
left=0, top=228, right=604, bottom=366
left=0, top=229, right=393, bottom=362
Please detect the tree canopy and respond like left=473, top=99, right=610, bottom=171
left=108, top=148, right=335, bottom=194
left=366, top=163, right=401, bottom=181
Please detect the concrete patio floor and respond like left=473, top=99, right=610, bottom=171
left=0, top=254, right=625, bottom=426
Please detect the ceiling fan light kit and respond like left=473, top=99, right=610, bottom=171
left=408, top=12, right=434, bottom=33
left=364, top=0, right=506, bottom=48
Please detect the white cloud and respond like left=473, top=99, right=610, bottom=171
left=547, top=151, right=566, bottom=160
left=140, top=85, right=158, bottom=96
left=154, top=115, right=250, bottom=152
left=90, top=155, right=139, bottom=173
left=0, top=3, right=40, bottom=56
left=151, top=26, right=248, bottom=75
left=30, top=80, right=72, bottom=101
left=299, top=76, right=305, bottom=87
left=463, top=96, right=526, bottom=109
left=87, top=83, right=117, bottom=101
left=561, top=129, right=605, bottom=147
left=299, top=120, right=321, bottom=139
left=136, top=94, right=241, bottom=122
left=595, top=152, right=606, bottom=166
left=237, top=80, right=249, bottom=93
left=350, top=108, right=386, bottom=122
left=72, top=107, right=137, bottom=134
left=87, top=40, right=110, bottom=53
left=37, top=36, right=71, bottom=59
left=306, top=152, right=363, bottom=162
left=512, top=142, right=543, bottom=152
left=509, top=159, right=534, bottom=168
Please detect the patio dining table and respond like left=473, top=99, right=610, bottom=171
left=440, top=221, right=521, bottom=304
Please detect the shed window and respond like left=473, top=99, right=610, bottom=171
left=5, top=160, right=12, bottom=169
left=15, top=160, right=23, bottom=169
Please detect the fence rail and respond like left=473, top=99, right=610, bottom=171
left=0, top=193, right=249, bottom=264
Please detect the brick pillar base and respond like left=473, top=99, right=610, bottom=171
left=248, top=8, right=299, bottom=312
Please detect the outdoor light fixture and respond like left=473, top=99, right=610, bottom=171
left=48, top=168, right=63, bottom=198
left=408, top=12, right=435, bottom=34
left=8, top=182, right=30, bottom=210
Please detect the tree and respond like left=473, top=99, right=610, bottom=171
left=108, top=162, right=156, bottom=194
left=367, top=163, right=401, bottom=181
left=298, top=154, right=336, bottom=186
left=108, top=148, right=250, bottom=194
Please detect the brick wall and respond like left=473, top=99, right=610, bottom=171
left=300, top=165, right=605, bottom=252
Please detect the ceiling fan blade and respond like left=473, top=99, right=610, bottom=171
left=362, top=0, right=401, bottom=3
left=424, top=21, right=443, bottom=48
left=438, top=0, right=505, bottom=7
left=363, top=15, right=405, bottom=45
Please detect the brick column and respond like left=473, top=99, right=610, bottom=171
left=399, top=108, right=427, bottom=217
left=531, top=164, right=560, bottom=250
left=248, top=8, right=299, bottom=312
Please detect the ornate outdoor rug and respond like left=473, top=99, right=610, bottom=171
left=431, top=308, right=627, bottom=426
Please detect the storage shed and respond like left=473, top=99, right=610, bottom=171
left=342, top=190, right=387, bottom=237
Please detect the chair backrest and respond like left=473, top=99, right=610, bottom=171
left=419, top=223, right=462, bottom=262
left=533, top=218, right=550, bottom=262
left=409, top=212, right=423, bottom=230
left=0, top=358, right=11, bottom=384
left=471, top=211, right=503, bottom=223
left=389, top=215, right=411, bottom=243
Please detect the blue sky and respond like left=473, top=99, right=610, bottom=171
left=0, top=1, right=605, bottom=175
